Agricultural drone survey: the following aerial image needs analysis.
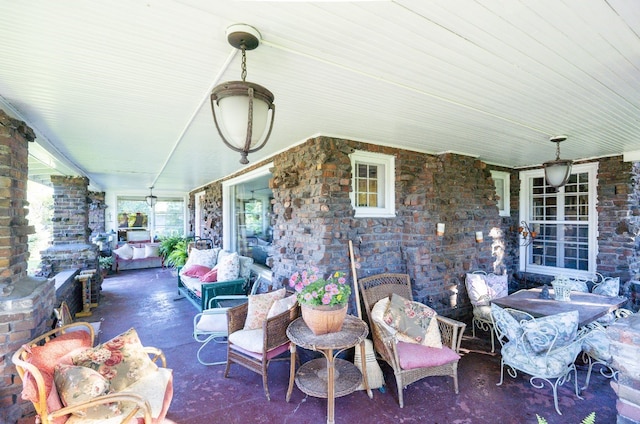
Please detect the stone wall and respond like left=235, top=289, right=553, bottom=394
left=608, top=314, right=640, bottom=423
left=190, top=140, right=640, bottom=319
left=192, top=137, right=508, bottom=320
left=88, top=191, right=106, bottom=237
left=0, top=109, right=54, bottom=423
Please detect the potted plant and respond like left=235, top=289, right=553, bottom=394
left=98, top=256, right=114, bottom=277
left=289, top=267, right=351, bottom=335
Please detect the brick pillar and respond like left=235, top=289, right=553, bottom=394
left=0, top=109, right=54, bottom=423
left=608, top=313, right=640, bottom=423
left=38, top=176, right=101, bottom=277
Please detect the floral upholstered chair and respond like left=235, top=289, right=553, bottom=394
left=465, top=271, right=508, bottom=352
left=581, top=309, right=634, bottom=390
left=491, top=303, right=589, bottom=415
left=359, top=273, right=466, bottom=408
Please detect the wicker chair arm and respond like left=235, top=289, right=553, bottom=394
left=142, top=346, right=167, bottom=368
left=435, top=315, right=466, bottom=352
left=263, top=304, right=300, bottom=352
left=47, top=392, right=153, bottom=424
left=370, top=318, right=402, bottom=370
left=227, top=302, right=249, bottom=334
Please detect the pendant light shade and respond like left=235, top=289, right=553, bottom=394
left=543, top=136, right=572, bottom=188
left=146, top=187, right=157, bottom=207
left=211, top=24, right=275, bottom=165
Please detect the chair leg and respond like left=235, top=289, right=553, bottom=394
left=394, top=373, right=404, bottom=408
left=262, top=364, right=271, bottom=401
left=197, top=335, right=226, bottom=366
left=472, top=318, right=477, bottom=338
left=581, top=356, right=595, bottom=391
left=452, top=362, right=459, bottom=394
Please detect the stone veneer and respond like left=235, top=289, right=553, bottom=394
left=608, top=314, right=640, bottom=423
left=38, top=176, right=101, bottom=281
left=192, top=137, right=640, bottom=320
left=0, top=109, right=54, bottom=423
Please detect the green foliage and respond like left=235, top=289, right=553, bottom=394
left=537, top=412, right=595, bottom=424
left=165, top=239, right=189, bottom=268
left=99, top=256, right=114, bottom=268
left=158, top=235, right=185, bottom=259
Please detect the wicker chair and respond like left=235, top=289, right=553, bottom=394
left=358, top=273, right=466, bottom=408
left=224, top=297, right=299, bottom=400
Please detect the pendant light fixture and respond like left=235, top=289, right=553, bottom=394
left=210, top=24, right=275, bottom=165
left=146, top=187, right=158, bottom=207
left=543, top=136, right=572, bottom=188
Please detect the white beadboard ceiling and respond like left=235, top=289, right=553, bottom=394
left=0, top=0, right=639, bottom=196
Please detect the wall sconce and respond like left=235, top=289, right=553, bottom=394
left=436, top=223, right=445, bottom=237
left=146, top=187, right=157, bottom=207
left=211, top=24, right=276, bottom=165
left=543, top=135, right=572, bottom=188
left=475, top=231, right=483, bottom=243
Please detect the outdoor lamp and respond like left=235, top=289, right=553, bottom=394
left=146, top=187, right=157, bottom=207
left=211, top=24, right=275, bottom=165
left=543, top=136, right=572, bottom=188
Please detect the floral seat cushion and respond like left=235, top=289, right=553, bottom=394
left=582, top=330, right=612, bottom=363
left=501, top=340, right=582, bottom=378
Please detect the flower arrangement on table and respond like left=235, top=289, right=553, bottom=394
left=289, top=266, right=351, bottom=306
left=289, top=266, right=352, bottom=335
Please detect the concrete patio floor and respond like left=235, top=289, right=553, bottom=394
left=25, top=267, right=619, bottom=423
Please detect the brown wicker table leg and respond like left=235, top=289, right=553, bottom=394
left=286, top=342, right=296, bottom=402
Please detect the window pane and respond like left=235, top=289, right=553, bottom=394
left=354, top=161, right=381, bottom=208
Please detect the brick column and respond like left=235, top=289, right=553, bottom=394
left=0, top=109, right=54, bottom=423
left=608, top=313, right=640, bottom=423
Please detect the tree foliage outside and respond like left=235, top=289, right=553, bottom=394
left=26, top=181, right=53, bottom=275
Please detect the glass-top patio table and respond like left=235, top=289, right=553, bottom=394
left=492, top=287, right=627, bottom=328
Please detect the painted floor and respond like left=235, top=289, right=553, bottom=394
left=23, top=267, right=620, bottom=424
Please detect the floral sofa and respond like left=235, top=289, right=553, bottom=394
left=177, top=247, right=254, bottom=311
left=112, top=242, right=163, bottom=272
left=12, top=323, right=173, bottom=424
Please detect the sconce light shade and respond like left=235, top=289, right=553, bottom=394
left=146, top=187, right=157, bottom=207
left=543, top=136, right=572, bottom=188
left=211, top=24, right=275, bottom=165
left=436, top=223, right=445, bottom=236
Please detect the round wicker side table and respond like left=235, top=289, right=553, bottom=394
left=286, top=315, right=373, bottom=424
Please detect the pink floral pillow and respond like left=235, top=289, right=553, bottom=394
left=216, top=252, right=240, bottom=281
left=71, top=328, right=157, bottom=392
left=243, top=288, right=286, bottom=330
left=383, top=293, right=442, bottom=349
left=182, top=264, right=211, bottom=278
left=200, top=268, right=218, bottom=283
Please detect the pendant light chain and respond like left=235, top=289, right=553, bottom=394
left=241, top=46, right=247, bottom=82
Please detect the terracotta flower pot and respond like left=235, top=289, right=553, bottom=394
left=300, top=303, right=348, bottom=335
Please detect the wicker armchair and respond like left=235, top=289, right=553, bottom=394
left=358, top=273, right=466, bottom=408
left=224, top=296, right=299, bottom=400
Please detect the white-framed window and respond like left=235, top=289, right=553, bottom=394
left=349, top=151, right=395, bottom=218
left=519, top=162, right=598, bottom=278
left=490, top=170, right=510, bottom=217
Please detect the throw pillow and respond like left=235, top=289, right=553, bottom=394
left=490, top=303, right=524, bottom=342
left=216, top=252, right=240, bottom=282
left=113, top=244, right=133, bottom=260
left=21, top=331, right=92, bottom=404
left=521, top=310, right=578, bottom=353
left=182, top=264, right=211, bottom=278
left=465, top=273, right=491, bottom=306
left=200, top=268, right=218, bottom=283
left=244, top=288, right=286, bottom=330
left=238, top=255, right=254, bottom=280
left=54, top=364, right=124, bottom=418
left=184, top=248, right=220, bottom=269
left=72, top=328, right=158, bottom=392
left=383, top=293, right=442, bottom=349
left=267, top=294, right=297, bottom=319
left=485, top=273, right=508, bottom=299
left=132, top=246, right=146, bottom=260
left=593, top=277, right=620, bottom=297
left=144, top=243, right=160, bottom=258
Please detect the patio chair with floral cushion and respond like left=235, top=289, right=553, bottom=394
left=464, top=271, right=508, bottom=353
left=490, top=303, right=590, bottom=415
left=581, top=309, right=634, bottom=390
left=590, top=274, right=625, bottom=326
left=359, top=273, right=466, bottom=408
